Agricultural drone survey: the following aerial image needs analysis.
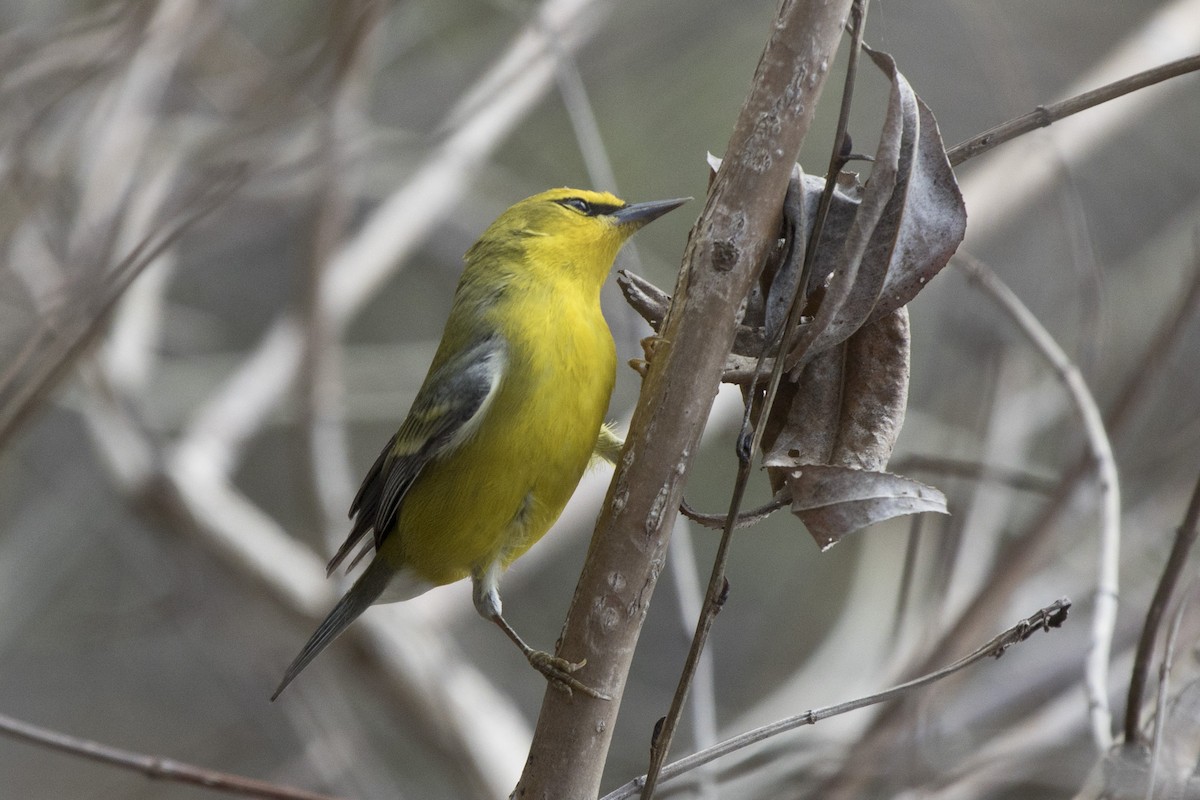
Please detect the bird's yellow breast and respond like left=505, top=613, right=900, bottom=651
left=385, top=270, right=615, bottom=585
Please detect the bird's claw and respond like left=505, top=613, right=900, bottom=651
left=629, top=335, right=668, bottom=378
left=527, top=650, right=610, bottom=700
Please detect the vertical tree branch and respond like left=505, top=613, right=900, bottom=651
left=513, top=1, right=853, bottom=796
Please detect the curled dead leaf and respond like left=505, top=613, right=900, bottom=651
left=623, top=48, right=964, bottom=546
left=831, top=306, right=910, bottom=472
left=782, top=464, right=948, bottom=550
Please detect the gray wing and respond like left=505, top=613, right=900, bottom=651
left=326, top=334, right=506, bottom=575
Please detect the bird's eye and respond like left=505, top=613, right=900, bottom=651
left=558, top=197, right=593, bottom=215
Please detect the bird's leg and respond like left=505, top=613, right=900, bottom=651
left=471, top=566, right=610, bottom=700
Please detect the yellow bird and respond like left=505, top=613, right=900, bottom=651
left=273, top=188, right=687, bottom=699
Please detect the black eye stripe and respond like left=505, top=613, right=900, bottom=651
left=555, top=197, right=627, bottom=217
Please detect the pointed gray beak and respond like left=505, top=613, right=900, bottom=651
left=610, top=197, right=691, bottom=227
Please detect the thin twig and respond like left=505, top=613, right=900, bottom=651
left=666, top=518, right=720, bottom=800
left=678, top=495, right=789, bottom=530
left=603, top=599, right=1071, bottom=800
left=299, top=0, right=377, bottom=554
left=0, top=712, right=344, bottom=800
left=1125, top=468, right=1200, bottom=744
left=947, top=54, right=1200, bottom=166
left=956, top=251, right=1121, bottom=750
left=642, top=458, right=749, bottom=799
left=953, top=1, right=1200, bottom=253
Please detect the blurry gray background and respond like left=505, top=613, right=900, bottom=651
left=1, top=1, right=1199, bottom=798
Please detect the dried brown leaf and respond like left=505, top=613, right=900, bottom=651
left=866, top=50, right=967, bottom=322
left=762, top=343, right=845, bottom=469
left=762, top=308, right=909, bottom=474
left=831, top=306, right=910, bottom=471
left=782, top=47, right=914, bottom=370
left=782, top=464, right=948, bottom=550
left=777, top=47, right=964, bottom=370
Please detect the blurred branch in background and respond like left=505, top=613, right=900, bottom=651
left=955, top=250, right=1121, bottom=750
left=0, top=711, right=345, bottom=800
left=297, top=1, right=378, bottom=557
left=1126, top=468, right=1200, bottom=743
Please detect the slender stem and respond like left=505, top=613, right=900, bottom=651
left=947, top=54, right=1200, bottom=166
left=642, top=460, right=749, bottom=798
left=678, top=495, right=789, bottom=529
left=603, top=599, right=1071, bottom=800
left=1124, top=468, right=1200, bottom=743
left=0, top=712, right=343, bottom=800
left=666, top=519, right=721, bottom=799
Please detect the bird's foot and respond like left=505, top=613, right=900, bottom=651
left=527, top=650, right=610, bottom=700
left=629, top=334, right=668, bottom=377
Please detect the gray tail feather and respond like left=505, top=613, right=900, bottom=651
left=271, top=558, right=393, bottom=700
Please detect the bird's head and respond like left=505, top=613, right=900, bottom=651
left=468, top=188, right=689, bottom=292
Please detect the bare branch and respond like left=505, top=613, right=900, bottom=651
left=947, top=54, right=1200, bottom=166
left=0, top=712, right=344, bottom=800
left=1147, top=588, right=1195, bottom=799
left=644, top=5, right=869, bottom=796
left=601, top=599, right=1072, bottom=800
left=678, top=495, right=789, bottom=530
left=514, top=1, right=854, bottom=797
